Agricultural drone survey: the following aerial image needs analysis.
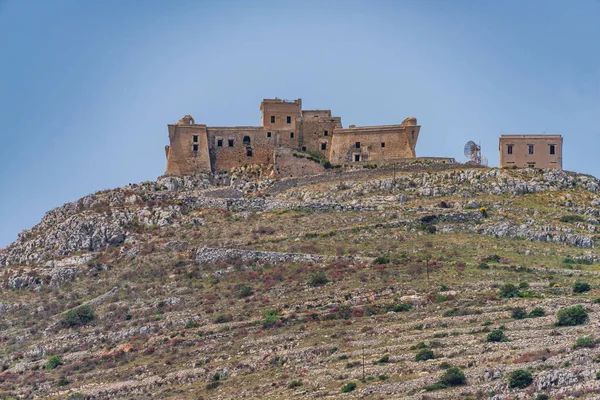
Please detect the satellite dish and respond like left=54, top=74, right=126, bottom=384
left=464, top=141, right=480, bottom=159
left=463, top=140, right=487, bottom=166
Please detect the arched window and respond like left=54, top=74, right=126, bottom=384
left=243, top=136, right=251, bottom=145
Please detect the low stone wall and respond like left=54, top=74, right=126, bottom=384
left=195, top=247, right=325, bottom=265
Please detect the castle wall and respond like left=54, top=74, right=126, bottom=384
left=329, top=125, right=419, bottom=164
left=499, top=135, right=562, bottom=169
left=274, top=148, right=326, bottom=178
left=207, top=127, right=274, bottom=171
left=165, top=124, right=211, bottom=174
left=299, top=117, right=341, bottom=159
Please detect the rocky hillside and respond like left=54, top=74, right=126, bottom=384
left=3, top=163, right=600, bottom=399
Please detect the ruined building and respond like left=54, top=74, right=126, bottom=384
left=499, top=134, right=563, bottom=170
left=164, top=98, right=420, bottom=175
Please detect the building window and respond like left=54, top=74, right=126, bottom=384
left=267, top=132, right=272, bottom=138
left=355, top=142, right=361, bottom=149
left=217, top=139, right=223, bottom=147
left=411, top=132, right=415, bottom=139
left=302, top=146, right=306, bottom=151
left=381, top=142, right=385, bottom=148
left=228, top=139, right=234, bottom=147
left=193, top=144, right=198, bottom=152
left=528, top=144, right=534, bottom=155
left=354, top=154, right=360, bottom=162
left=550, top=144, right=555, bottom=155
left=193, top=135, right=198, bottom=143
left=528, top=163, right=535, bottom=168
left=324, top=130, right=328, bottom=136
left=286, top=116, right=291, bottom=124
left=243, top=136, right=251, bottom=145
left=247, top=149, right=253, bottom=157
left=290, top=132, right=294, bottom=139
left=321, top=143, right=327, bottom=150
left=507, top=144, right=513, bottom=154
left=270, top=116, right=275, bottom=123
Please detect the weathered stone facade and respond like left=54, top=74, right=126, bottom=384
left=499, top=134, right=563, bottom=170
left=165, top=98, right=420, bottom=175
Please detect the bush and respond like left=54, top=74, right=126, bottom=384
left=559, top=215, right=585, bottom=223
left=572, top=336, right=596, bottom=349
left=378, top=355, right=390, bottom=363
left=508, top=369, right=533, bottom=389
left=341, top=381, right=357, bottom=393
left=439, top=367, right=466, bottom=386
left=499, top=284, right=520, bottom=298
left=483, top=254, right=501, bottom=263
left=556, top=305, right=588, bottom=326
left=45, top=356, right=62, bottom=370
left=592, top=298, right=600, bottom=304
left=519, top=281, right=530, bottom=289
left=477, top=262, right=490, bottom=270
left=486, top=329, right=509, bottom=343
left=528, top=307, right=545, bottom=318
left=373, top=254, right=390, bottom=265
left=62, top=305, right=95, bottom=327
left=235, top=285, right=254, bottom=298
left=415, top=348, right=435, bottom=361
left=288, top=380, right=302, bottom=389
left=391, top=303, right=412, bottom=312
left=511, top=307, right=527, bottom=319
left=206, top=381, right=220, bottom=390
left=56, top=377, right=70, bottom=387
left=214, top=314, right=233, bottom=324
left=425, top=382, right=448, bottom=391
left=308, top=271, right=328, bottom=287
left=536, top=395, right=549, bottom=400
left=573, top=281, right=591, bottom=294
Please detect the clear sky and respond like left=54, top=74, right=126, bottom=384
left=0, top=0, right=599, bottom=248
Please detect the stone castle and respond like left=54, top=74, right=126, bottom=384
left=164, top=98, right=421, bottom=175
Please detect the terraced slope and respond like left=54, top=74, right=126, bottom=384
left=3, top=164, right=600, bottom=399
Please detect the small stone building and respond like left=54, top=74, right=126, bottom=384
left=499, top=134, right=563, bottom=170
left=164, top=98, right=420, bottom=175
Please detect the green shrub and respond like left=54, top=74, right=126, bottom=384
left=572, top=336, right=596, bottom=349
left=45, top=356, right=62, bottom=370
left=235, top=285, right=254, bottom=298
left=425, top=382, right=448, bottom=391
left=373, top=254, right=390, bottom=265
left=206, top=381, right=220, bottom=390
left=508, top=369, right=533, bottom=389
left=499, top=283, right=520, bottom=298
left=593, top=298, right=600, bottom=304
left=378, top=355, right=390, bottom=363
left=573, top=281, right=591, bottom=293
left=341, top=381, right=357, bottom=393
left=308, top=271, right=328, bottom=287
left=415, top=348, right=435, bottom=361
left=378, top=374, right=388, bottom=380
left=391, top=303, right=412, bottom=312
left=596, top=371, right=600, bottom=380
left=56, top=377, right=70, bottom=387
left=214, top=314, right=233, bottom=324
left=559, top=215, right=585, bottom=223
left=535, top=395, right=549, bottom=400
left=483, top=254, right=501, bottom=263
left=477, top=262, right=490, bottom=269
left=486, top=329, right=509, bottom=343
left=519, top=281, right=530, bottom=289
left=528, top=307, right=545, bottom=318
left=511, top=307, right=527, bottom=319
left=556, top=305, right=588, bottom=326
left=288, top=380, right=303, bottom=389
left=439, top=367, right=466, bottom=386
left=62, top=305, right=95, bottom=327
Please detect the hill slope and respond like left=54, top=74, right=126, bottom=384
left=3, top=164, right=600, bottom=399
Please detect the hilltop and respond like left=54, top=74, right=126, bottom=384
left=3, top=163, right=600, bottom=399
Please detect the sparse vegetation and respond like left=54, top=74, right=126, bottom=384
left=62, top=305, right=95, bottom=327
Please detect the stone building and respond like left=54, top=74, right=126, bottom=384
left=499, top=134, right=563, bottom=170
left=164, top=98, right=420, bottom=175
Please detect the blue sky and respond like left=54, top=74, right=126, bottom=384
left=0, top=0, right=599, bottom=248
